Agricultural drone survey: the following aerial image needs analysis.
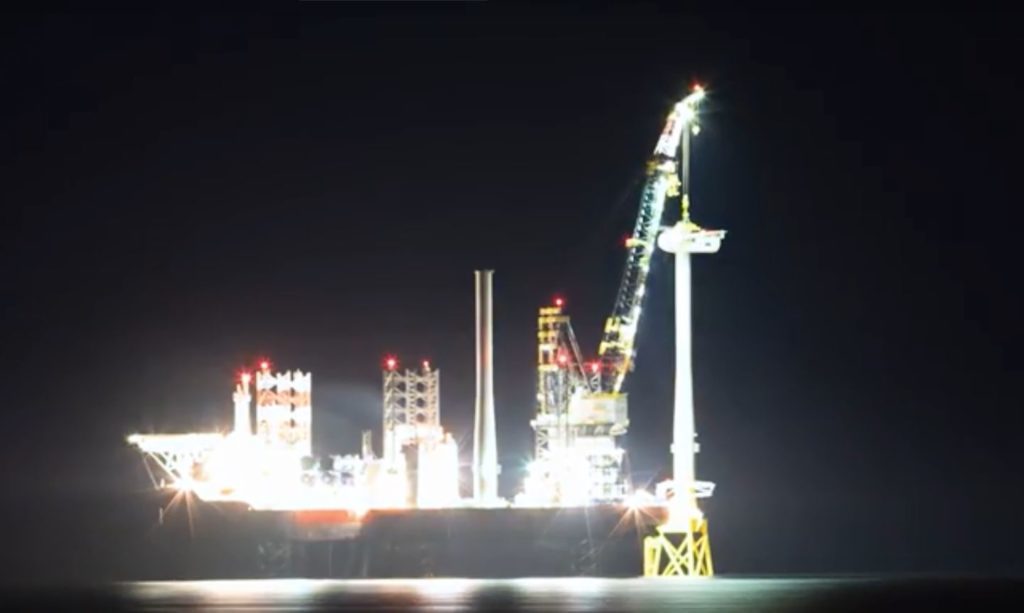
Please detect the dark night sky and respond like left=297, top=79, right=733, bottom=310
left=2, top=7, right=1022, bottom=580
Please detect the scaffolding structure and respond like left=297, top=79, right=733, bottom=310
left=381, top=360, right=459, bottom=508
left=525, top=302, right=628, bottom=505
left=382, top=360, right=440, bottom=466
left=255, top=366, right=312, bottom=458
left=129, top=357, right=460, bottom=512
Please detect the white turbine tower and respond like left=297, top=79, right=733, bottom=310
left=645, top=85, right=724, bottom=577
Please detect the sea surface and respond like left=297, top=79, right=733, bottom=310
left=7, top=577, right=1024, bottom=611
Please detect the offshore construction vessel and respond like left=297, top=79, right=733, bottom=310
left=128, top=85, right=718, bottom=578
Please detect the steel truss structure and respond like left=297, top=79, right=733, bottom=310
left=643, top=518, right=714, bottom=577
left=382, top=362, right=440, bottom=466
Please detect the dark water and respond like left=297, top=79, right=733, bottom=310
left=6, top=577, right=1024, bottom=611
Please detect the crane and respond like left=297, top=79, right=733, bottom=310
left=524, top=85, right=708, bottom=507
left=597, top=85, right=706, bottom=394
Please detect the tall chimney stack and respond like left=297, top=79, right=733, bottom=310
left=473, top=270, right=499, bottom=503
left=233, top=374, right=252, bottom=436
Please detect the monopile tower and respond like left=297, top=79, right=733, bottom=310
left=645, top=85, right=724, bottom=577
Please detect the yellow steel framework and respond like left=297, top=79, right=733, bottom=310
left=643, top=516, right=713, bottom=577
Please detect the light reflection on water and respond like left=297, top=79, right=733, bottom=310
left=110, top=577, right=1024, bottom=612
left=122, top=577, right=846, bottom=611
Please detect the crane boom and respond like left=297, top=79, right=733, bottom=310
left=525, top=86, right=707, bottom=506
left=597, top=87, right=705, bottom=393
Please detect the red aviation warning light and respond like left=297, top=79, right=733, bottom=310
left=554, top=297, right=564, bottom=308
left=422, top=359, right=431, bottom=371
left=385, top=356, right=398, bottom=371
left=588, top=362, right=600, bottom=374
left=556, top=352, right=569, bottom=367
left=240, top=372, right=251, bottom=385
left=259, top=359, right=271, bottom=371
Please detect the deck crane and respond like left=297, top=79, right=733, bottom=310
left=525, top=86, right=708, bottom=506
left=597, top=85, right=706, bottom=394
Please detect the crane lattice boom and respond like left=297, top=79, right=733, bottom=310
left=597, top=87, right=705, bottom=393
